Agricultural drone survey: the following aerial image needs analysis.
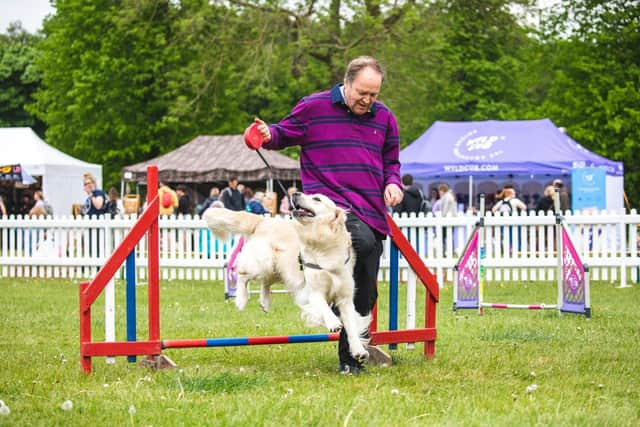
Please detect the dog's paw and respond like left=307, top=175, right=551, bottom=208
left=352, top=348, right=369, bottom=363
left=325, top=312, right=343, bottom=332
left=259, top=298, right=271, bottom=313
left=325, top=315, right=343, bottom=332
left=234, top=296, right=248, bottom=311
left=328, top=323, right=343, bottom=333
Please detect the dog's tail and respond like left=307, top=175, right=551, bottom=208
left=202, top=207, right=264, bottom=240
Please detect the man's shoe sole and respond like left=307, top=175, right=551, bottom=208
left=366, top=345, right=393, bottom=366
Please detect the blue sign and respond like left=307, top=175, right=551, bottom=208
left=572, top=168, right=606, bottom=211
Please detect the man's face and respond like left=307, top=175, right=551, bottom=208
left=343, top=66, right=383, bottom=116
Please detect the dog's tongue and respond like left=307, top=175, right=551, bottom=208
left=292, top=208, right=314, bottom=218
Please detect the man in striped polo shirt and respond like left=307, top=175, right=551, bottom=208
left=251, top=56, right=403, bottom=374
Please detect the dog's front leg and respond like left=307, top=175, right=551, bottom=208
left=308, top=292, right=342, bottom=332
left=336, top=300, right=369, bottom=363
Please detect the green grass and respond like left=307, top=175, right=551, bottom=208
left=1, top=278, right=639, bottom=426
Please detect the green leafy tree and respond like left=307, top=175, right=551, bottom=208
left=538, top=0, right=640, bottom=206
left=26, top=0, right=636, bottom=205
left=0, top=23, right=45, bottom=134
left=30, top=0, right=183, bottom=188
left=370, top=3, right=455, bottom=144
left=434, top=0, right=538, bottom=122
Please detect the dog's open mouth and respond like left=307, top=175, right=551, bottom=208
left=292, top=207, right=315, bottom=218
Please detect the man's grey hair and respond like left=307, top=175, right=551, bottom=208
left=344, top=56, right=385, bottom=84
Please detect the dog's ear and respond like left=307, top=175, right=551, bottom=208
left=330, top=208, right=346, bottom=233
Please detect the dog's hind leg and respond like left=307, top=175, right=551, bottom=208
left=259, top=283, right=272, bottom=312
left=234, top=276, right=250, bottom=310
left=335, top=300, right=369, bottom=362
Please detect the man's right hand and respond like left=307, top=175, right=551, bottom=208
left=244, top=118, right=271, bottom=150
left=254, top=118, right=271, bottom=143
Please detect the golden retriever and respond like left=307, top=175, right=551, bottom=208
left=203, top=193, right=370, bottom=362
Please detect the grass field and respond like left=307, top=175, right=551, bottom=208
left=0, top=277, right=639, bottom=426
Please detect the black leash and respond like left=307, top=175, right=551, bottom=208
left=254, top=148, right=295, bottom=210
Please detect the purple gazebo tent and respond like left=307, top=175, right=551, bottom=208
left=400, top=119, right=623, bottom=211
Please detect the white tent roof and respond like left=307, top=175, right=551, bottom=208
left=1, top=127, right=98, bottom=173
left=0, top=127, right=102, bottom=215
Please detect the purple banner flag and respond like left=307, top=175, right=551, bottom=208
left=456, top=228, right=479, bottom=309
left=561, top=227, right=586, bottom=314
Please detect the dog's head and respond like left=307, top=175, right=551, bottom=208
left=291, top=192, right=348, bottom=236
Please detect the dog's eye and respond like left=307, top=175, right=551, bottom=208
left=312, top=197, right=321, bottom=202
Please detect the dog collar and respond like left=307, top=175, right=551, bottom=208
left=298, top=250, right=351, bottom=272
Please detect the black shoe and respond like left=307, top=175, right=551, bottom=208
left=339, top=363, right=366, bottom=375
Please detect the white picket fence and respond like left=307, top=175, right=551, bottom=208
left=1, top=211, right=639, bottom=286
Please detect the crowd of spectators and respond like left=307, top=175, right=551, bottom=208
left=0, top=174, right=571, bottom=219
left=392, top=173, right=571, bottom=216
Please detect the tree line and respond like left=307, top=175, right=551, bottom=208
left=1, top=0, right=638, bottom=205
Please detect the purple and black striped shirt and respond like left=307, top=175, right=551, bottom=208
left=263, top=84, right=401, bottom=235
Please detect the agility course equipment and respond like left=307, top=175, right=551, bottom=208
left=453, top=194, right=590, bottom=317
left=79, top=165, right=439, bottom=374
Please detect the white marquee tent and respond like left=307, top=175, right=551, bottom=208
left=0, top=127, right=102, bottom=215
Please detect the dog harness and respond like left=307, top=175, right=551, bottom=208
left=298, top=250, right=351, bottom=273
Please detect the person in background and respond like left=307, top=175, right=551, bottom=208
left=158, top=182, right=179, bottom=216
left=238, top=183, right=248, bottom=204
left=197, top=187, right=220, bottom=215
left=18, top=193, right=32, bottom=216
left=429, top=187, right=439, bottom=207
left=249, top=55, right=403, bottom=374
left=393, top=173, right=426, bottom=215
left=432, top=183, right=457, bottom=217
left=81, top=173, right=107, bottom=217
left=535, top=185, right=555, bottom=213
left=220, top=177, right=245, bottom=211
left=431, top=183, right=457, bottom=251
left=279, top=186, right=298, bottom=216
left=0, top=194, right=6, bottom=216
left=105, top=187, right=122, bottom=218
left=29, top=190, right=51, bottom=217
left=244, top=188, right=268, bottom=215
left=176, top=185, right=193, bottom=215
left=553, top=179, right=570, bottom=212
left=491, top=186, right=527, bottom=214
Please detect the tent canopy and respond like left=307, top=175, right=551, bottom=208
left=123, top=135, right=299, bottom=183
left=400, top=119, right=623, bottom=178
left=0, top=127, right=102, bottom=215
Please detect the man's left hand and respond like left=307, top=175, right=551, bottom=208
left=384, top=183, right=403, bottom=207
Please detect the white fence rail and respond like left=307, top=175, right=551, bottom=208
left=1, top=211, right=639, bottom=286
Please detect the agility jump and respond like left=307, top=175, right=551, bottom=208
left=453, top=193, right=591, bottom=317
left=79, top=165, right=439, bottom=374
